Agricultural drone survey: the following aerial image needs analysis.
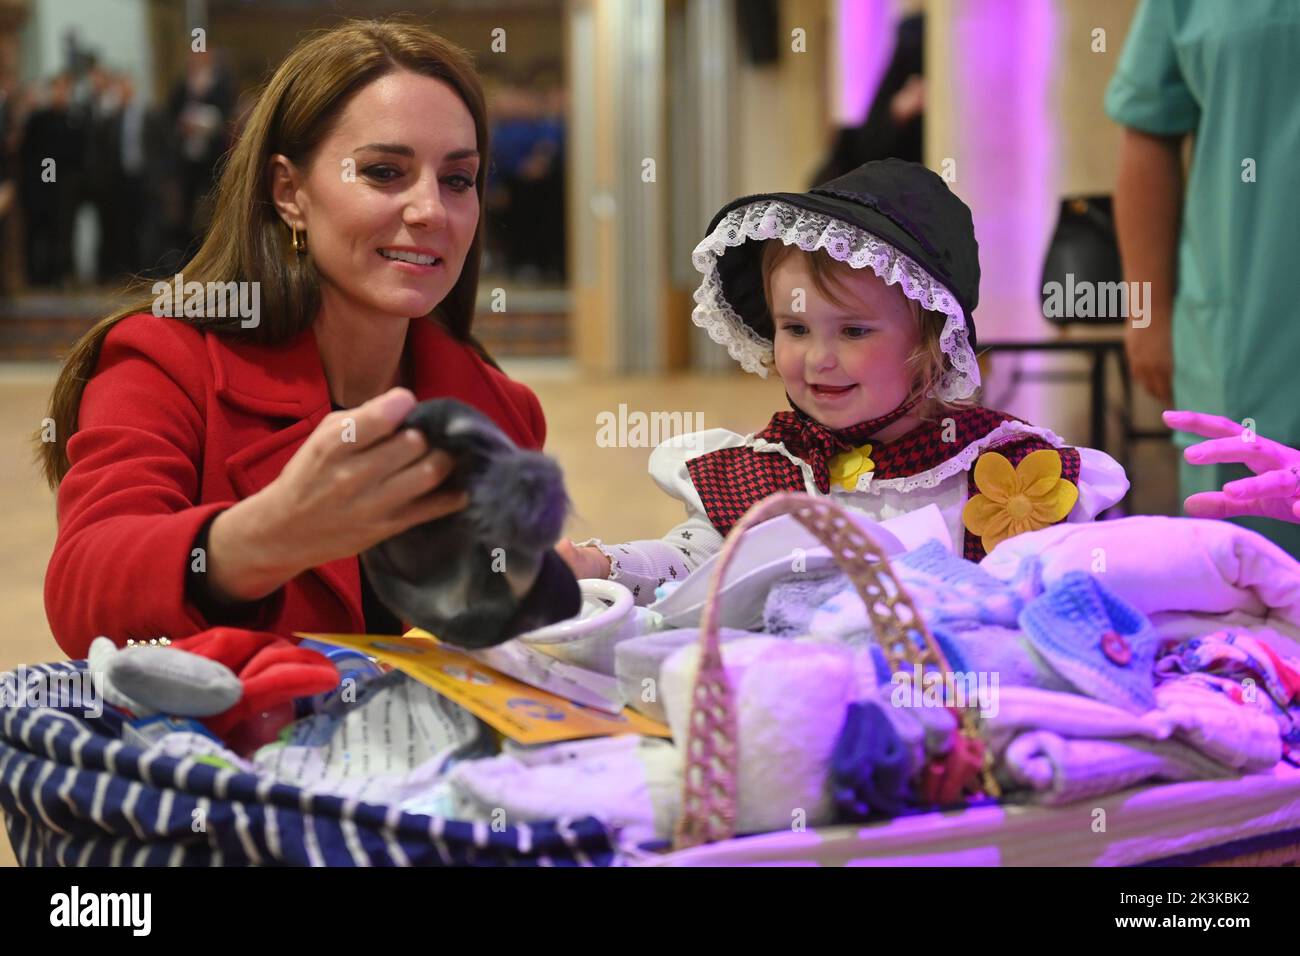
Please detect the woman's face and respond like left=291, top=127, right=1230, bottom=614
left=770, top=252, right=921, bottom=430
left=271, top=70, right=480, bottom=321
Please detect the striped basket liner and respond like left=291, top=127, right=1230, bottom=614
left=0, top=660, right=620, bottom=867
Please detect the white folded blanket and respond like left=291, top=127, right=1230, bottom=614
left=980, top=686, right=1175, bottom=750
left=1002, top=731, right=1237, bottom=806
left=615, top=627, right=756, bottom=723
left=660, top=637, right=858, bottom=835
left=982, top=683, right=1280, bottom=778
left=446, top=736, right=682, bottom=845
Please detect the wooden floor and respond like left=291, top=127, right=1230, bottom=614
left=0, top=354, right=1178, bottom=866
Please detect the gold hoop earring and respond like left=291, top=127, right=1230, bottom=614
left=291, top=223, right=307, bottom=255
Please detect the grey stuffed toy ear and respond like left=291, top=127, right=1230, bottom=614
left=360, top=398, right=580, bottom=648
left=88, top=638, right=243, bottom=717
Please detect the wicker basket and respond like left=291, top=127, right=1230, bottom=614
left=672, top=491, right=989, bottom=850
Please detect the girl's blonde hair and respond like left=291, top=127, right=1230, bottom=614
left=36, top=18, right=493, bottom=489
left=759, top=241, right=978, bottom=420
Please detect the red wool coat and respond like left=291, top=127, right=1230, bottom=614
left=45, top=313, right=546, bottom=659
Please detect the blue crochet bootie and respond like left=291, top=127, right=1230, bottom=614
left=1017, top=571, right=1157, bottom=713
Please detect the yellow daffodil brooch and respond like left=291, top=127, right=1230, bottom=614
left=828, top=443, right=875, bottom=491
left=962, top=449, right=1078, bottom=552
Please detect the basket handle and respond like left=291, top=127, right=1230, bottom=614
left=672, top=492, right=956, bottom=850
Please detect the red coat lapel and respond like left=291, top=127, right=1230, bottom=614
left=213, top=315, right=535, bottom=490
left=407, top=317, right=540, bottom=449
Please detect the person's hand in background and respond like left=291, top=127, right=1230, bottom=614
left=1125, top=307, right=1174, bottom=404
left=889, top=74, right=925, bottom=126
left=1114, top=128, right=1183, bottom=405
left=1164, top=409, right=1300, bottom=524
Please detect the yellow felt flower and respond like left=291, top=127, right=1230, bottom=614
left=962, top=449, right=1079, bottom=552
left=828, top=443, right=875, bottom=491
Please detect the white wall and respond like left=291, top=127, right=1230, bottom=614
left=20, top=0, right=154, bottom=104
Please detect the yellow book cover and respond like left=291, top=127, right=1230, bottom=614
left=296, top=630, right=671, bottom=745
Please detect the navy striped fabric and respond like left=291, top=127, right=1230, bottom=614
left=0, top=660, right=619, bottom=867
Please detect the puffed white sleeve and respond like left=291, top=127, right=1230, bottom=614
left=1067, top=446, right=1131, bottom=521
left=573, top=429, right=743, bottom=605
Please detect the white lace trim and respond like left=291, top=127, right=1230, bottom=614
left=743, top=420, right=1065, bottom=495
left=691, top=199, right=981, bottom=403
left=571, top=536, right=620, bottom=581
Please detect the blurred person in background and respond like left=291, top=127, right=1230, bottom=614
left=508, top=66, right=565, bottom=282
left=812, top=12, right=924, bottom=185
left=99, top=71, right=161, bottom=282
left=0, top=70, right=19, bottom=292
left=167, top=48, right=234, bottom=257
left=19, top=73, right=84, bottom=287
left=82, top=59, right=119, bottom=283
left=485, top=68, right=565, bottom=282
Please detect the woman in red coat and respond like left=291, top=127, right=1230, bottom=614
left=39, top=22, right=546, bottom=659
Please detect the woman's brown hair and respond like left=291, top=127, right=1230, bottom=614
left=37, top=18, right=494, bottom=488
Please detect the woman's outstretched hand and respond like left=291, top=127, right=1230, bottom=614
left=207, top=387, right=470, bottom=602
left=1164, top=409, right=1300, bottom=524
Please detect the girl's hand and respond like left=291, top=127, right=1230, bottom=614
left=1163, top=409, right=1300, bottom=524
left=555, top=539, right=612, bottom=580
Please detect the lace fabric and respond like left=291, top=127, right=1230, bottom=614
left=691, top=199, right=981, bottom=403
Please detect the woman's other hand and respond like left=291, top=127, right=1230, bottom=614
left=1164, top=409, right=1300, bottom=524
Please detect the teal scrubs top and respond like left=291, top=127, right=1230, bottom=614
left=1106, top=0, right=1300, bottom=556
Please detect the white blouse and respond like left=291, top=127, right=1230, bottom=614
left=577, top=424, right=1131, bottom=605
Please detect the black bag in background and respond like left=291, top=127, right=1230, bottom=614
left=1040, top=195, right=1125, bottom=326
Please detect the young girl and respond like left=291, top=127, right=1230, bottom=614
left=559, top=159, right=1129, bottom=603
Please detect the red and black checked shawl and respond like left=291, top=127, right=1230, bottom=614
left=684, top=405, right=1081, bottom=561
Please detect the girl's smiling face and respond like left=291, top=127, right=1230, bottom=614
left=269, top=70, right=480, bottom=321
left=769, top=249, right=922, bottom=430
